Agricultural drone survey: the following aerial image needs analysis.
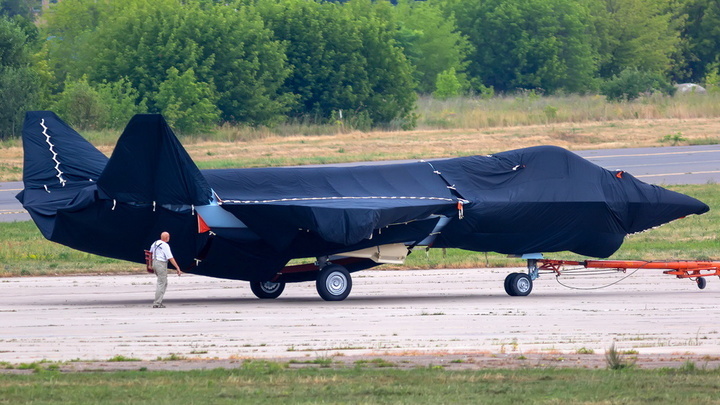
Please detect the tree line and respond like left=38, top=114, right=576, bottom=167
left=1, top=0, right=719, bottom=138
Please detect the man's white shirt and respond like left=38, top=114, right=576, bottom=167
left=150, top=240, right=174, bottom=262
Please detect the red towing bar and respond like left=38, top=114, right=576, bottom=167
left=537, top=259, right=720, bottom=288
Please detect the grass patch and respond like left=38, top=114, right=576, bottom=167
left=0, top=365, right=719, bottom=403
left=107, top=355, right=142, bottom=362
left=289, top=357, right=335, bottom=368
left=0, top=221, right=129, bottom=277
left=156, top=354, right=187, bottom=361
left=354, top=358, right=397, bottom=368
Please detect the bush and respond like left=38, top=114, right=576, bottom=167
left=52, top=76, right=146, bottom=131
left=154, top=67, right=220, bottom=135
left=0, top=66, right=38, bottom=139
left=433, top=68, right=462, bottom=100
left=51, top=76, right=107, bottom=130
left=96, top=78, right=147, bottom=129
left=601, top=68, right=676, bottom=102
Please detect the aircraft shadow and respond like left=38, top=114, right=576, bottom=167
left=32, top=287, right=698, bottom=307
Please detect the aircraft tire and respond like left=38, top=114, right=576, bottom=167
left=504, top=272, right=521, bottom=295
left=505, top=273, right=533, bottom=296
left=316, top=264, right=352, bottom=301
left=250, top=281, right=286, bottom=299
left=696, top=277, right=707, bottom=290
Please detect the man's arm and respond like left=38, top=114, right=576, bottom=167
left=169, top=258, right=182, bottom=276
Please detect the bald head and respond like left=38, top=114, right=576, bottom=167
left=160, top=232, right=170, bottom=242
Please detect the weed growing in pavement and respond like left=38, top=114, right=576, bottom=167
left=605, top=343, right=636, bottom=370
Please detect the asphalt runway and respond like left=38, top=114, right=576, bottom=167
left=0, top=181, right=26, bottom=222
left=3, top=144, right=720, bottom=223
left=2, top=268, right=718, bottom=364
left=576, top=145, right=720, bottom=185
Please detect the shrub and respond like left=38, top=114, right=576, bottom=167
left=154, top=67, right=220, bottom=135
left=601, top=68, right=676, bottom=102
left=52, top=76, right=107, bottom=130
left=433, top=68, right=462, bottom=100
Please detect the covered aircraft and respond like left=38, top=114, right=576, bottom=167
left=16, top=111, right=709, bottom=300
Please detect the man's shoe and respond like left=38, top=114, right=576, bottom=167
left=152, top=304, right=165, bottom=308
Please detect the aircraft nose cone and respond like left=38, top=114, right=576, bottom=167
left=619, top=175, right=709, bottom=234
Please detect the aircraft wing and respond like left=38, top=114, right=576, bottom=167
left=202, top=163, right=459, bottom=250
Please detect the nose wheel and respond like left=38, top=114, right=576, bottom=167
left=504, top=272, right=533, bottom=296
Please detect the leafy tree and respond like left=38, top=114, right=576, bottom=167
left=0, top=13, right=29, bottom=68
left=601, top=68, right=676, bottom=102
left=339, top=0, right=417, bottom=126
left=176, top=2, right=293, bottom=124
left=590, top=0, right=680, bottom=79
left=1, top=0, right=38, bottom=45
left=444, top=0, right=598, bottom=94
left=0, top=66, right=38, bottom=138
left=255, top=0, right=416, bottom=127
left=44, top=0, right=292, bottom=125
left=0, top=16, right=37, bottom=139
left=393, top=0, right=470, bottom=94
left=43, top=0, right=111, bottom=88
left=154, top=67, right=220, bottom=135
left=671, top=0, right=720, bottom=83
left=0, top=0, right=37, bottom=20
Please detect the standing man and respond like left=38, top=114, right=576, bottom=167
left=149, top=231, right=182, bottom=308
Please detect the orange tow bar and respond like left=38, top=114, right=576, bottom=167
left=537, top=259, right=720, bottom=289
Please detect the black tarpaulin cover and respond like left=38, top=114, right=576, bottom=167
left=16, top=111, right=108, bottom=238
left=203, top=163, right=458, bottom=249
left=97, top=114, right=212, bottom=206
left=428, top=147, right=710, bottom=257
left=17, top=111, right=710, bottom=282
left=20, top=111, right=108, bottom=189
left=17, top=112, right=209, bottom=270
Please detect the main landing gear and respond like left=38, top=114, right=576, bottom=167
left=250, top=281, right=285, bottom=299
left=316, top=264, right=352, bottom=301
left=248, top=262, right=353, bottom=301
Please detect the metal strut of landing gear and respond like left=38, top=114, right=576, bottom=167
left=249, top=258, right=355, bottom=301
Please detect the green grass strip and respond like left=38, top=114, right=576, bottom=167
left=1, top=363, right=719, bottom=404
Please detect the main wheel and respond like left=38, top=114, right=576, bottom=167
left=316, top=264, right=352, bottom=301
left=504, top=273, right=533, bottom=296
left=696, top=277, right=707, bottom=290
left=250, top=281, right=285, bottom=299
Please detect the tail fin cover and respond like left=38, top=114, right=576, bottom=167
left=96, top=114, right=212, bottom=206
left=21, top=111, right=108, bottom=189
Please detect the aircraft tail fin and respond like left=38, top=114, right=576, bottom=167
left=96, top=114, right=212, bottom=206
left=20, top=111, right=108, bottom=190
